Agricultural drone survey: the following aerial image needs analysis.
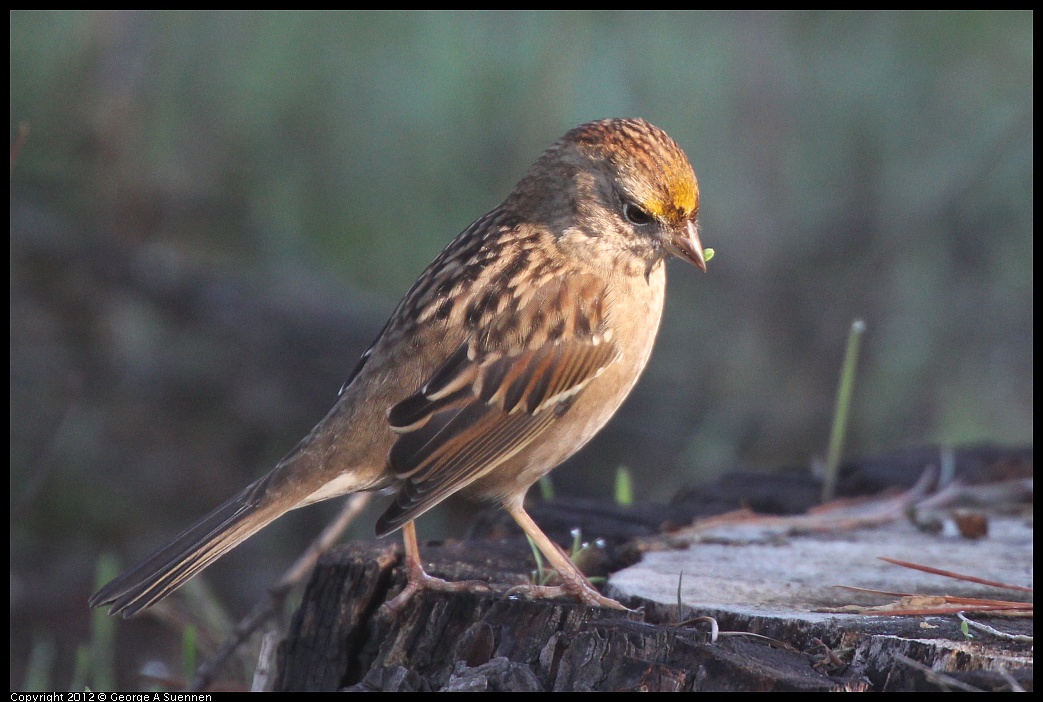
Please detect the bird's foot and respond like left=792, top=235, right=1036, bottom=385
left=382, top=567, right=497, bottom=614
left=503, top=581, right=630, bottom=611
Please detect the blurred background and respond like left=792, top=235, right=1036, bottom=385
left=10, top=10, right=1032, bottom=690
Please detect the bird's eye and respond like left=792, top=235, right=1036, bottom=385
left=623, top=203, right=653, bottom=226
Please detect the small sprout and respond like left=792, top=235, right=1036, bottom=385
left=183, top=624, right=198, bottom=681
left=570, top=528, right=583, bottom=557
left=525, top=534, right=550, bottom=585
left=822, top=318, right=865, bottom=503
left=21, top=636, right=55, bottom=692
left=571, top=533, right=611, bottom=581
left=90, top=555, right=119, bottom=692
left=614, top=466, right=633, bottom=506
left=538, top=475, right=555, bottom=501
left=703, top=247, right=715, bottom=263
left=529, top=529, right=610, bottom=587
left=676, top=572, right=684, bottom=621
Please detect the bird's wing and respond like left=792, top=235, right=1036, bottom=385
left=375, top=273, right=618, bottom=535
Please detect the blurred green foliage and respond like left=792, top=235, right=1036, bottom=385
left=10, top=11, right=1032, bottom=690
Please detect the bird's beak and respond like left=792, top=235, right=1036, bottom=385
left=666, top=220, right=706, bottom=272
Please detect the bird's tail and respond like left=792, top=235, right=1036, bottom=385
left=89, top=471, right=293, bottom=617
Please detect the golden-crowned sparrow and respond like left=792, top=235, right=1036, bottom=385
left=90, top=117, right=706, bottom=616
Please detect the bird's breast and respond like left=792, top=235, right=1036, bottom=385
left=466, top=261, right=668, bottom=502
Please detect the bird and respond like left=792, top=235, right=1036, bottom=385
left=90, top=117, right=707, bottom=617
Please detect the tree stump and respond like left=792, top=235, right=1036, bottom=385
left=275, top=445, right=1032, bottom=691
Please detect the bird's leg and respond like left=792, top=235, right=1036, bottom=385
left=505, top=503, right=628, bottom=611
left=381, top=521, right=495, bottom=613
